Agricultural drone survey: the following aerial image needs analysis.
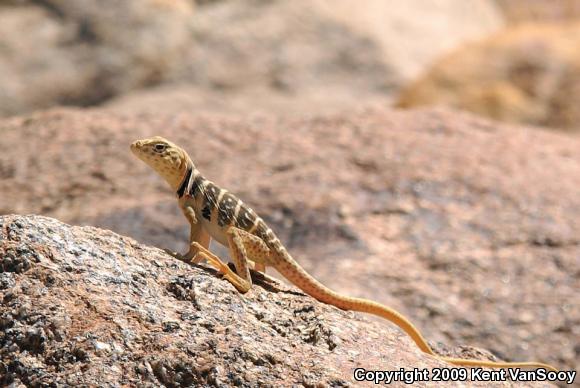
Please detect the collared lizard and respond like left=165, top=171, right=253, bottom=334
left=131, top=136, right=557, bottom=371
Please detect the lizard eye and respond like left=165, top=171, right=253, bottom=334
left=153, top=144, right=167, bottom=152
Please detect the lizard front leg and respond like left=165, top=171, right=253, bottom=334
left=168, top=205, right=211, bottom=262
left=186, top=220, right=211, bottom=264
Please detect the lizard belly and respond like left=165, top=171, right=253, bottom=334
left=201, top=217, right=229, bottom=246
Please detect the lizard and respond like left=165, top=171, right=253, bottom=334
left=130, top=136, right=557, bottom=371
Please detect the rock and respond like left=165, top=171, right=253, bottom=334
left=0, top=214, right=544, bottom=386
left=109, top=0, right=502, bottom=116
left=0, top=0, right=502, bottom=117
left=496, top=0, right=580, bottom=23
left=0, top=106, right=577, bottom=375
left=187, top=0, right=502, bottom=91
left=0, top=0, right=194, bottom=117
left=397, top=22, right=580, bottom=131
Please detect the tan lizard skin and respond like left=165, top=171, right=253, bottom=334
left=131, top=136, right=557, bottom=371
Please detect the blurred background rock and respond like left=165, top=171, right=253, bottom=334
left=398, top=21, right=580, bottom=132
left=4, top=0, right=580, bottom=131
left=496, top=0, right=580, bottom=23
left=3, top=0, right=580, bottom=131
left=398, top=0, right=580, bottom=132
left=0, top=0, right=195, bottom=116
left=1, top=0, right=502, bottom=116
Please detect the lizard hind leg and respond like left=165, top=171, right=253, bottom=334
left=225, top=227, right=272, bottom=293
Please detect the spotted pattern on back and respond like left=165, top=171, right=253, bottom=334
left=204, top=182, right=220, bottom=211
left=254, top=221, right=277, bottom=246
left=236, top=204, right=257, bottom=231
left=217, top=192, right=238, bottom=227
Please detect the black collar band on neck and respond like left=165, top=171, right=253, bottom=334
left=176, top=165, right=193, bottom=198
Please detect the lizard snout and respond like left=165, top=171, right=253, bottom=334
left=130, top=140, right=143, bottom=152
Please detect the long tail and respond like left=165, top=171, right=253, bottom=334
left=273, top=250, right=557, bottom=372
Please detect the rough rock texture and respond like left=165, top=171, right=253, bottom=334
left=397, top=22, right=580, bottom=132
left=0, top=215, right=547, bottom=387
left=0, top=0, right=194, bottom=117
left=0, top=0, right=502, bottom=117
left=0, top=107, right=577, bottom=377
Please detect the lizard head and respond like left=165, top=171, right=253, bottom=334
left=131, top=136, right=192, bottom=190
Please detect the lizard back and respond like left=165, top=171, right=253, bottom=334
left=180, top=167, right=281, bottom=249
